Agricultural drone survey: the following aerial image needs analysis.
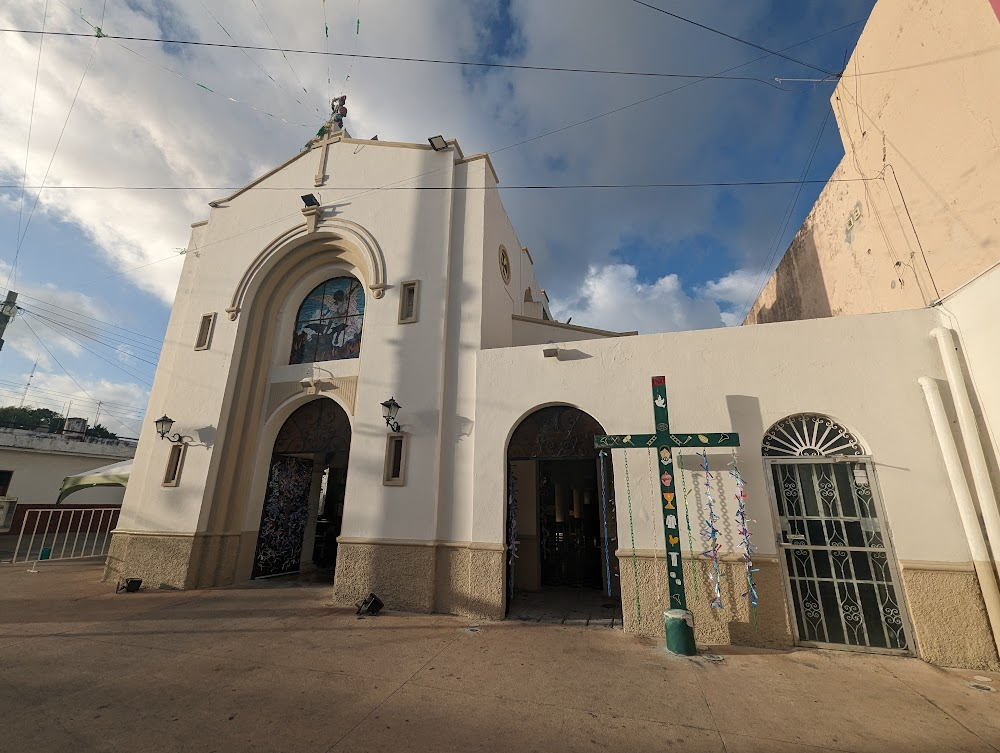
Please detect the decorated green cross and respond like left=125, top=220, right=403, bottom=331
left=594, top=376, right=740, bottom=653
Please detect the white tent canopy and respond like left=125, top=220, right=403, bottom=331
left=58, top=459, right=132, bottom=504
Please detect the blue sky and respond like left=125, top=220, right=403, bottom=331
left=0, top=0, right=875, bottom=434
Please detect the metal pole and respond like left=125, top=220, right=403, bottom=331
left=22, top=509, right=42, bottom=564
left=58, top=509, right=69, bottom=558
left=930, top=328, right=1000, bottom=575
left=70, top=509, right=83, bottom=557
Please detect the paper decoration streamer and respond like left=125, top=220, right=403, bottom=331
left=645, top=448, right=662, bottom=602
left=599, top=451, right=613, bottom=598
left=64, top=3, right=313, bottom=128
left=678, top=452, right=699, bottom=604
left=623, top=451, right=642, bottom=624
left=701, top=451, right=724, bottom=609
left=729, top=449, right=759, bottom=629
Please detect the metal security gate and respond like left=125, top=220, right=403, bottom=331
left=252, top=456, right=314, bottom=579
left=766, top=457, right=913, bottom=654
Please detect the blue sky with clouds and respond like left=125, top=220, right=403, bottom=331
left=0, top=0, right=875, bottom=434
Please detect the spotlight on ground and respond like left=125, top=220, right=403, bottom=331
left=355, top=592, right=384, bottom=615
left=116, top=578, right=143, bottom=594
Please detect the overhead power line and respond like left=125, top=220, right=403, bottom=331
left=17, top=317, right=142, bottom=435
left=737, top=106, right=835, bottom=322
left=0, top=288, right=163, bottom=345
left=1, top=178, right=875, bottom=192
left=628, top=0, right=838, bottom=77
left=0, top=28, right=807, bottom=85
left=11, top=302, right=162, bottom=355
left=18, top=310, right=154, bottom=386
left=6, top=32, right=99, bottom=289
left=17, top=306, right=161, bottom=362
left=0, top=378, right=147, bottom=412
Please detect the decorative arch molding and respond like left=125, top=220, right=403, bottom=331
left=198, top=234, right=376, bottom=574
left=762, top=413, right=865, bottom=457
left=227, top=216, right=388, bottom=321
left=507, top=404, right=608, bottom=460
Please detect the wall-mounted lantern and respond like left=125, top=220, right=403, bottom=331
left=380, top=398, right=402, bottom=433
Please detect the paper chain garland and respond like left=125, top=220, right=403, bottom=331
left=701, top=451, right=725, bottom=609
left=729, top=450, right=760, bottom=627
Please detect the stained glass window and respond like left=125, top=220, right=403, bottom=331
left=289, top=277, right=365, bottom=364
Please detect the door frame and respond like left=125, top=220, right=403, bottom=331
left=763, top=455, right=916, bottom=656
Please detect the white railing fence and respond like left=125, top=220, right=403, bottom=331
left=10, top=507, right=119, bottom=565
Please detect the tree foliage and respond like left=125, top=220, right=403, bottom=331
left=0, top=406, right=118, bottom=439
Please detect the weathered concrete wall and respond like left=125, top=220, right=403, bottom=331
left=747, top=0, right=1000, bottom=325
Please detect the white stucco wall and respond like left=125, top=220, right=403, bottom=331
left=475, top=307, right=972, bottom=566
left=0, top=448, right=127, bottom=506
left=511, top=317, right=633, bottom=347
left=118, top=136, right=560, bottom=558
left=938, top=263, right=1000, bottom=499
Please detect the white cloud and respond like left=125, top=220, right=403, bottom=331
left=550, top=263, right=726, bottom=334
left=0, top=0, right=866, bottom=335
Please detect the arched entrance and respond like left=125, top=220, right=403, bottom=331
left=763, top=414, right=913, bottom=653
left=252, top=398, right=352, bottom=579
left=506, top=406, right=622, bottom=625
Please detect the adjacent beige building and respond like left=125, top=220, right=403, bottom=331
left=746, top=0, right=1000, bottom=324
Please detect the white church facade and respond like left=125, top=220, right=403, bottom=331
left=107, top=120, right=1000, bottom=670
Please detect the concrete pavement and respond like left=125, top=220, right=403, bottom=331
left=1, top=561, right=998, bottom=753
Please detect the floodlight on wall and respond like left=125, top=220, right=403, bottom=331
left=301, top=193, right=320, bottom=208
left=381, top=397, right=402, bottom=433
left=428, top=135, right=449, bottom=152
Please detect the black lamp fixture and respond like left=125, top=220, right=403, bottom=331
left=154, top=415, right=187, bottom=443
left=301, top=193, right=320, bottom=208
left=428, top=135, right=449, bottom=152
left=380, top=397, right=402, bottom=433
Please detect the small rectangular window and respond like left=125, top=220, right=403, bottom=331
left=398, top=281, right=420, bottom=324
left=0, top=471, right=13, bottom=497
left=162, top=444, right=187, bottom=487
left=194, top=313, right=217, bottom=351
left=383, top=433, right=408, bottom=486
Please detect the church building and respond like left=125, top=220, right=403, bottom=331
left=107, top=1, right=1000, bottom=672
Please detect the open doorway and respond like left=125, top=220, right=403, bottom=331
left=252, top=398, right=352, bottom=579
left=506, top=406, right=622, bottom=626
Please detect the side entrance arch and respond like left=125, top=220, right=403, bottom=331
left=252, top=398, right=352, bottom=579
left=506, top=405, right=622, bottom=624
left=763, top=413, right=914, bottom=653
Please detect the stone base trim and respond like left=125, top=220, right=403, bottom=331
left=105, top=531, right=196, bottom=590
left=105, top=531, right=242, bottom=590
left=331, top=540, right=505, bottom=620
left=900, top=567, right=1000, bottom=670
left=900, top=560, right=975, bottom=572
left=616, top=552, right=792, bottom=649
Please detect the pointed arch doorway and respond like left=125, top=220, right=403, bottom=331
left=506, top=406, right=622, bottom=625
left=252, top=398, right=352, bottom=579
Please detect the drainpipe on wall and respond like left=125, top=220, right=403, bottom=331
left=930, top=327, right=1000, bottom=573
left=918, top=377, right=1000, bottom=656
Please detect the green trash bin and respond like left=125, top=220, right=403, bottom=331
left=39, top=547, right=51, bottom=561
